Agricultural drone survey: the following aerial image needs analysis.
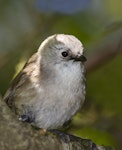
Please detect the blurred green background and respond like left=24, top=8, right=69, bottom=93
left=0, top=0, right=122, bottom=149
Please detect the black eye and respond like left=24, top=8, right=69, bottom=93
left=62, top=51, right=68, bottom=57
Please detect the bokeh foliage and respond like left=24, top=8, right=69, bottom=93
left=0, top=0, right=122, bottom=149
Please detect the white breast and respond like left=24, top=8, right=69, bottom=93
left=33, top=61, right=86, bottom=129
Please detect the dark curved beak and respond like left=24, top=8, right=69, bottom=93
left=72, top=55, right=87, bottom=62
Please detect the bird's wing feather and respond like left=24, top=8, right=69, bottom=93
left=3, top=52, right=39, bottom=109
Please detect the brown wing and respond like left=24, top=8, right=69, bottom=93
left=3, top=52, right=39, bottom=110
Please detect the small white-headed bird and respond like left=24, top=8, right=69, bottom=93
left=4, top=34, right=86, bottom=129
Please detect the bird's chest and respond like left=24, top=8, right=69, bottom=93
left=33, top=63, right=85, bottom=128
left=55, top=62, right=83, bottom=94
left=43, top=63, right=84, bottom=113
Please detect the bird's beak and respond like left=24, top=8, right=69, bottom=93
left=71, top=55, right=87, bottom=62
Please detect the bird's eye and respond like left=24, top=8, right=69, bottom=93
left=62, top=51, right=68, bottom=57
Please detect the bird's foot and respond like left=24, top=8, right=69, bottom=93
left=19, top=114, right=33, bottom=123
left=39, top=128, right=47, bottom=135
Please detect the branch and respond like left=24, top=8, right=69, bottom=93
left=0, top=97, right=114, bottom=150
left=85, top=29, right=122, bottom=73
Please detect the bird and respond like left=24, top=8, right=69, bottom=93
left=3, top=34, right=86, bottom=130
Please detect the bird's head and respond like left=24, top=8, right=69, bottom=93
left=38, top=34, right=86, bottom=66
